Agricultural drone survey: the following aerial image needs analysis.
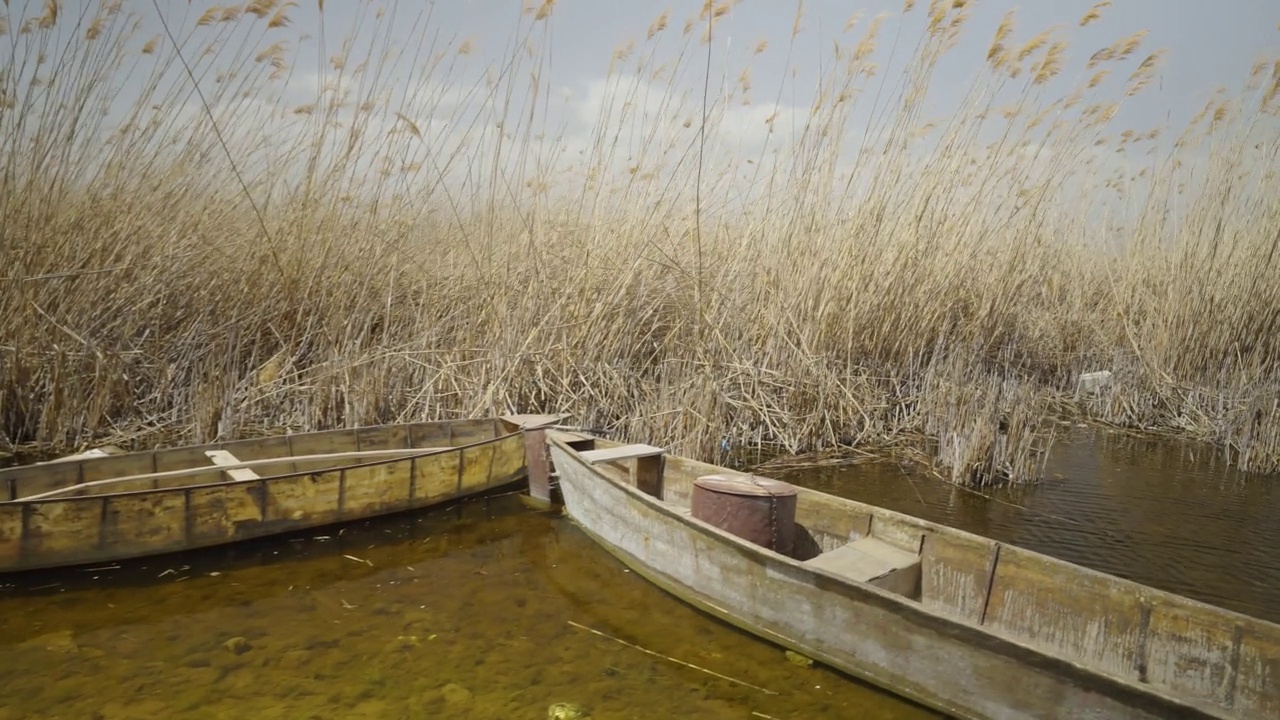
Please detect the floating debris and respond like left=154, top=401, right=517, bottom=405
left=1076, top=369, right=1114, bottom=395
left=440, top=683, right=473, bottom=707
left=21, top=630, right=79, bottom=654
left=784, top=650, right=814, bottom=668
left=222, top=637, right=251, bottom=655
left=547, top=702, right=589, bottom=719
left=566, top=620, right=777, bottom=695
left=389, top=635, right=420, bottom=651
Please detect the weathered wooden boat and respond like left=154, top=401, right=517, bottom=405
left=0, top=415, right=562, bottom=573
left=542, top=431, right=1280, bottom=720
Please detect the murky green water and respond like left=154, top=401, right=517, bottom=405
left=0, top=491, right=936, bottom=720
left=774, top=426, right=1280, bottom=625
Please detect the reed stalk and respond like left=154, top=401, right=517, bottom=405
left=1, top=1, right=1277, bottom=484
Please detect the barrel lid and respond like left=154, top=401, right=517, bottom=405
left=693, top=474, right=797, bottom=497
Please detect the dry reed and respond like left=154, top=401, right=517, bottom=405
left=1, top=1, right=1277, bottom=485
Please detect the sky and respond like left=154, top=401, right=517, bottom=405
left=294, top=0, right=1280, bottom=128
left=5, top=1, right=1278, bottom=211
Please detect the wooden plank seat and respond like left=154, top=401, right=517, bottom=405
left=578, top=444, right=666, bottom=499
left=578, top=444, right=665, bottom=463
left=804, top=536, right=922, bottom=599
left=204, top=450, right=263, bottom=482
left=500, top=413, right=567, bottom=429
left=547, top=430, right=596, bottom=446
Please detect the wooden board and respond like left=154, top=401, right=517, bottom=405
left=80, top=453, right=155, bottom=485
left=1235, top=618, right=1280, bottom=717
left=412, top=450, right=463, bottom=501
left=0, top=505, right=21, bottom=566
left=5, top=462, right=78, bottom=504
left=206, top=450, right=262, bottom=482
left=459, top=444, right=496, bottom=493
left=407, top=421, right=452, bottom=447
left=101, top=492, right=188, bottom=558
left=341, top=460, right=413, bottom=517
left=489, top=434, right=528, bottom=487
left=920, top=531, right=999, bottom=625
left=983, top=544, right=1147, bottom=681
left=804, top=537, right=921, bottom=598
left=187, top=484, right=263, bottom=544
left=500, top=413, right=566, bottom=429
left=23, top=500, right=103, bottom=561
left=357, top=424, right=409, bottom=452
left=580, top=444, right=665, bottom=464
left=449, top=419, right=498, bottom=445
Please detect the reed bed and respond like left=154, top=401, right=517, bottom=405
left=2, top=1, right=1278, bottom=484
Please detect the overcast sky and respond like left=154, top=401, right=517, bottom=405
left=288, top=2, right=1276, bottom=198
left=294, top=0, right=1279, bottom=127
left=10, top=1, right=1277, bottom=207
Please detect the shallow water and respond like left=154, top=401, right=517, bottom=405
left=4, top=425, right=1273, bottom=719
left=0, top=492, right=936, bottom=720
left=774, top=426, right=1280, bottom=624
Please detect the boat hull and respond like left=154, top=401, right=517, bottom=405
left=549, top=437, right=1269, bottom=720
left=0, top=418, right=538, bottom=573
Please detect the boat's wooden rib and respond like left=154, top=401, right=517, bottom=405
left=546, top=434, right=1280, bottom=720
left=0, top=416, right=558, bottom=573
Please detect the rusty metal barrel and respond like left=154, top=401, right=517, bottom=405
left=690, top=474, right=798, bottom=556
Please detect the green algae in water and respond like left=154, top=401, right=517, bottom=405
left=0, top=493, right=938, bottom=720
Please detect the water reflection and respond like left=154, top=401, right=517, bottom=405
left=774, top=427, right=1280, bottom=623
left=0, top=492, right=936, bottom=720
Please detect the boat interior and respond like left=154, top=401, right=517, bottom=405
left=553, top=433, right=1280, bottom=718
left=1, top=419, right=511, bottom=503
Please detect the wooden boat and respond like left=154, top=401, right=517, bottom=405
left=0, top=415, right=562, bottom=573
left=543, top=431, right=1280, bottom=720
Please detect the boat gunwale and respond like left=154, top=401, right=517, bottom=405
left=549, top=434, right=1251, bottom=720
left=0, top=431, right=522, bottom=506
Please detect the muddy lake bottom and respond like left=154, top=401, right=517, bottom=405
left=0, top=491, right=937, bottom=720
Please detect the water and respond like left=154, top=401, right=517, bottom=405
left=4, top=426, right=1274, bottom=719
left=0, top=492, right=936, bottom=720
left=773, top=426, right=1280, bottom=624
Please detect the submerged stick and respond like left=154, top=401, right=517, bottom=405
left=566, top=620, right=778, bottom=695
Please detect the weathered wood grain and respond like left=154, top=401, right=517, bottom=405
left=23, top=499, right=102, bottom=561
left=458, top=444, right=496, bottom=493
left=920, top=530, right=998, bottom=625
left=341, top=460, right=413, bottom=517
left=101, top=492, right=188, bottom=558
left=489, top=434, right=527, bottom=488
left=413, top=450, right=463, bottom=501
left=5, top=462, right=78, bottom=503
left=187, top=483, right=262, bottom=544
left=0, top=420, right=530, bottom=573
left=551, top=435, right=1279, bottom=720
left=1235, top=619, right=1280, bottom=717
left=0, top=505, right=21, bottom=565
left=984, top=544, right=1146, bottom=681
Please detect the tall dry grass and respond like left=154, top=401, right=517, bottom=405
left=1, top=1, right=1278, bottom=484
